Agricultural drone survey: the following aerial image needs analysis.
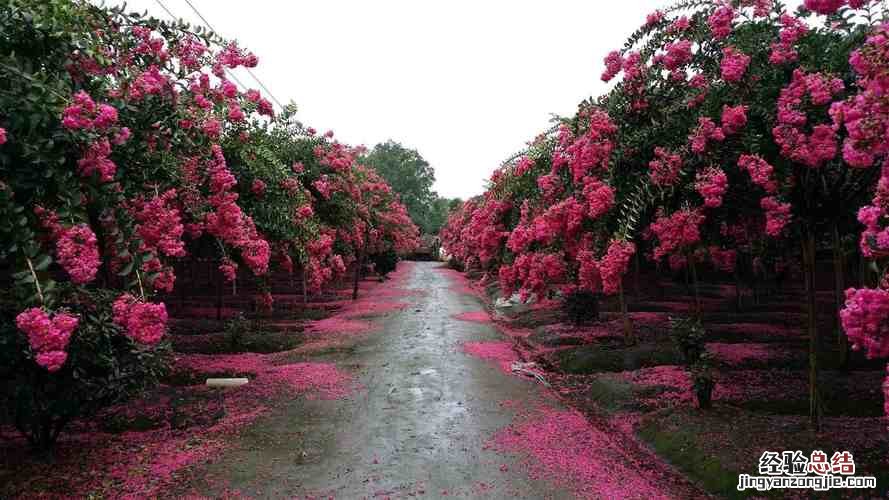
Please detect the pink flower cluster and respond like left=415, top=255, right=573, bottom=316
left=15, top=308, right=79, bottom=372
left=563, top=110, right=617, bottom=182
left=203, top=145, right=270, bottom=276
left=773, top=70, right=844, bottom=168
left=62, top=91, right=130, bottom=182
left=645, top=10, right=665, bottom=27
left=720, top=46, right=751, bottom=83
left=840, top=287, right=889, bottom=358
left=708, top=5, right=735, bottom=39
left=0, top=127, right=7, bottom=145
left=599, top=240, right=635, bottom=295
left=738, top=154, right=778, bottom=193
left=770, top=14, right=809, bottom=64
left=112, top=293, right=167, bottom=345
left=649, top=209, right=705, bottom=260
left=833, top=22, right=889, bottom=168
left=804, top=0, right=859, bottom=15
left=720, top=104, right=748, bottom=136
left=582, top=177, right=614, bottom=219
left=695, top=167, right=728, bottom=208
left=499, top=251, right=566, bottom=299
left=77, top=138, right=117, bottom=182
left=760, top=196, right=792, bottom=236
left=649, top=147, right=683, bottom=186
left=55, top=224, right=101, bottom=285
left=856, top=205, right=889, bottom=257
left=661, top=40, right=693, bottom=71
left=251, top=179, right=266, bottom=197
left=601, top=50, right=623, bottom=82
left=130, top=189, right=186, bottom=259
left=690, top=117, right=725, bottom=154
left=219, top=258, right=238, bottom=282
left=62, top=91, right=118, bottom=131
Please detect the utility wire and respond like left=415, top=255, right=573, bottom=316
left=181, top=0, right=286, bottom=110
left=153, top=0, right=251, bottom=92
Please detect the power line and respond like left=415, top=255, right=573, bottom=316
left=181, top=0, right=286, bottom=110
left=153, top=0, right=251, bottom=92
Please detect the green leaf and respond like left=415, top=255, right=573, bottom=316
left=117, top=260, right=134, bottom=276
left=33, top=254, right=51, bottom=271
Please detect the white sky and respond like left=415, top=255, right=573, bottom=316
left=111, top=1, right=707, bottom=199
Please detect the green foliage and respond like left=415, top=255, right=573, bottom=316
left=0, top=289, right=170, bottom=450
left=370, top=249, right=398, bottom=277
left=363, top=140, right=445, bottom=234
left=691, top=351, right=716, bottom=409
left=669, top=316, right=707, bottom=365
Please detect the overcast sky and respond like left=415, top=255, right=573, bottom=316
left=112, top=1, right=710, bottom=199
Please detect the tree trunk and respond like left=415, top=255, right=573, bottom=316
left=633, top=251, right=641, bottom=298
left=619, top=282, right=635, bottom=345
left=215, top=266, right=223, bottom=322
left=302, top=268, right=308, bottom=305
left=352, top=253, right=363, bottom=300
left=802, top=229, right=822, bottom=430
left=734, top=267, right=742, bottom=313
left=832, top=224, right=848, bottom=370
left=688, top=251, right=702, bottom=321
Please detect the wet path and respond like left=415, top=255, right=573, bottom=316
left=192, top=261, right=573, bottom=498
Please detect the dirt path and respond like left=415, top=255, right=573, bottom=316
left=181, top=262, right=692, bottom=498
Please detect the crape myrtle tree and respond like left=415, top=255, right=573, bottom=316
left=0, top=0, right=417, bottom=450
left=441, top=0, right=889, bottom=428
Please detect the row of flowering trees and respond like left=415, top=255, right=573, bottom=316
left=441, top=0, right=889, bottom=427
left=0, top=0, right=417, bottom=449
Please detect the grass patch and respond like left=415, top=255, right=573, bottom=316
left=556, top=341, right=680, bottom=374
left=638, top=409, right=755, bottom=499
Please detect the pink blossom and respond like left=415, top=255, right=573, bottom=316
left=770, top=14, right=809, bottom=64
left=804, top=0, right=847, bottom=15
left=129, top=189, right=186, bottom=258
left=582, top=177, right=614, bottom=219
left=708, top=5, right=735, bottom=39
left=720, top=104, right=748, bottom=136
left=760, top=196, right=792, bottom=236
left=773, top=70, right=842, bottom=167
left=112, top=294, right=167, bottom=345
left=219, top=258, right=238, bottom=282
left=720, top=46, right=750, bottom=83
left=840, top=287, right=889, bottom=358
left=649, top=147, right=683, bottom=185
left=55, top=224, right=101, bottom=284
left=202, top=118, right=221, bottom=139
left=650, top=209, right=705, bottom=260
left=662, top=40, right=693, bottom=70
left=645, top=10, right=665, bottom=27
left=296, top=204, right=314, bottom=218
left=600, top=240, right=635, bottom=295
left=77, top=137, right=116, bottom=181
left=0, top=127, right=6, bottom=145
left=251, top=179, right=267, bottom=197
left=738, top=154, right=778, bottom=193
left=15, top=308, right=78, bottom=372
left=92, top=104, right=118, bottom=129
left=690, top=117, right=725, bottom=154
left=695, top=167, right=728, bottom=208
left=35, top=351, right=68, bottom=372
left=601, top=50, right=623, bottom=82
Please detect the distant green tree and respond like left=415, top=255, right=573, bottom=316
left=364, top=140, right=446, bottom=234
